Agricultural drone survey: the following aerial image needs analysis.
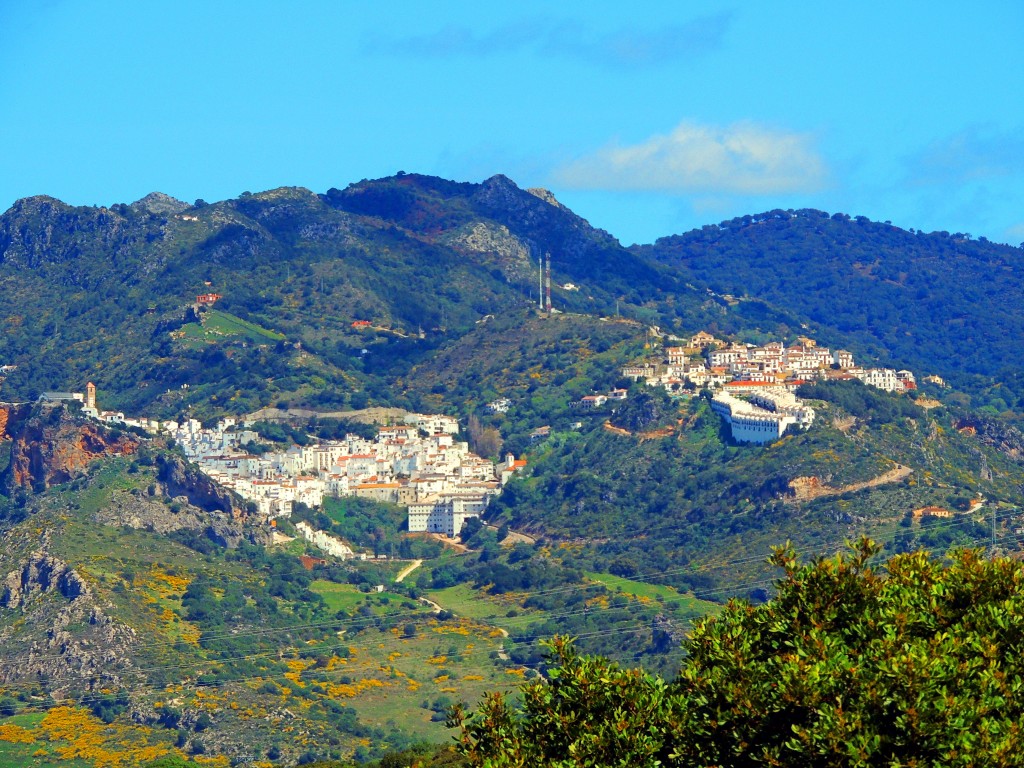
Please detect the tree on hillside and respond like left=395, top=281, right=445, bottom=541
left=467, top=414, right=503, bottom=459
left=452, top=540, right=1024, bottom=766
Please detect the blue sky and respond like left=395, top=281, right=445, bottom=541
left=1, top=1, right=1022, bottom=246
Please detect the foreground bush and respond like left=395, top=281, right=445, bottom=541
left=453, top=540, right=1024, bottom=767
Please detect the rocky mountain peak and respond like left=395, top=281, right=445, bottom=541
left=526, top=187, right=567, bottom=210
left=130, top=191, right=189, bottom=215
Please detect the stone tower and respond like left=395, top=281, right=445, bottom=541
left=86, top=381, right=96, bottom=411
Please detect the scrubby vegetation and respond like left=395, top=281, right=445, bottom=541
left=5, top=176, right=1024, bottom=763
left=455, top=541, right=1024, bottom=766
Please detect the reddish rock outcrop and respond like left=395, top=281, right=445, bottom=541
left=1, top=403, right=139, bottom=493
left=0, top=402, right=31, bottom=442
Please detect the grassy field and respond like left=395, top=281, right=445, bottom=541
left=584, top=572, right=722, bottom=617
left=307, top=580, right=427, bottom=617
left=426, top=584, right=546, bottom=629
left=310, top=580, right=366, bottom=613
left=179, top=309, right=285, bottom=346
left=323, top=613, right=519, bottom=740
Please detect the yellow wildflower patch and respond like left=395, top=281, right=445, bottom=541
left=178, top=621, right=202, bottom=645
left=0, top=723, right=35, bottom=743
left=194, top=755, right=232, bottom=766
left=38, top=706, right=180, bottom=768
left=324, top=677, right=391, bottom=698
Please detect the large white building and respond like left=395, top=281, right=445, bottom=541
left=407, top=494, right=490, bottom=536
left=710, top=391, right=811, bottom=444
left=746, top=388, right=816, bottom=428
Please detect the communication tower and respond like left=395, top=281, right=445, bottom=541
left=545, top=253, right=552, bottom=312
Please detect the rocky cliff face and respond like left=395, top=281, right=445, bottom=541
left=1, top=403, right=139, bottom=493
left=956, top=415, right=1024, bottom=463
left=1, top=552, right=89, bottom=609
left=0, top=401, right=31, bottom=441
left=157, top=454, right=234, bottom=514
left=0, top=551, right=137, bottom=692
left=89, top=484, right=261, bottom=549
left=446, top=221, right=534, bottom=283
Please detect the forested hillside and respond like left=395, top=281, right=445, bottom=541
left=0, top=175, right=712, bottom=419
left=638, top=210, right=1024, bottom=413
left=4, top=174, right=1024, bottom=765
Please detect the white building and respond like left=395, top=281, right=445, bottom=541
left=407, top=494, right=489, bottom=536
left=711, top=391, right=812, bottom=444
left=854, top=368, right=902, bottom=392
left=486, top=398, right=511, bottom=413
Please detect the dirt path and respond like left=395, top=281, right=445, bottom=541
left=422, top=533, right=470, bottom=553
left=485, top=525, right=536, bottom=547
left=790, top=463, right=913, bottom=502
left=418, top=596, right=442, bottom=613
left=603, top=419, right=680, bottom=440
left=603, top=421, right=631, bottom=436
left=395, top=559, right=422, bottom=583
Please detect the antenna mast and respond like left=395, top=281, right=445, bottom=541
left=545, top=253, right=552, bottom=312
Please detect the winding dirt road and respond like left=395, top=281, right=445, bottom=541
left=395, top=559, right=423, bottom=583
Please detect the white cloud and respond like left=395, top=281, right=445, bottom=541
left=553, top=120, right=827, bottom=195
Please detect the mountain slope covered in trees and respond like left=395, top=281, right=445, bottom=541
left=637, top=209, right=1024, bottom=413
left=0, top=175, right=716, bottom=418
left=4, top=173, right=1024, bottom=764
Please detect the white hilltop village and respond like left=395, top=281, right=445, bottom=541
left=621, top=330, right=924, bottom=445
left=37, top=383, right=527, bottom=550
left=31, top=327, right=929, bottom=549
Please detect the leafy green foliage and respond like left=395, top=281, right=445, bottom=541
left=641, top=209, right=1024, bottom=412
left=606, top=385, right=677, bottom=432
left=455, top=542, right=1024, bottom=766
left=797, top=378, right=922, bottom=424
left=454, top=635, right=670, bottom=767
left=297, top=742, right=467, bottom=767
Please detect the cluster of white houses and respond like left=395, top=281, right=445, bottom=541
left=169, top=412, right=526, bottom=538
left=625, top=332, right=916, bottom=394
left=624, top=331, right=919, bottom=444
left=39, top=384, right=524, bottom=541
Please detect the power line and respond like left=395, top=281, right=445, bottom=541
left=0, top=505, right=1014, bottom=670
left=1, top=508, right=1019, bottom=720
